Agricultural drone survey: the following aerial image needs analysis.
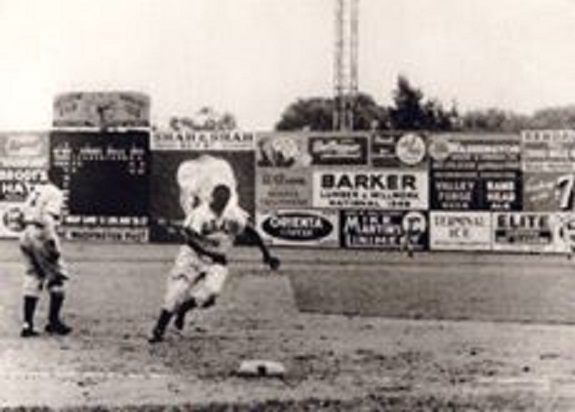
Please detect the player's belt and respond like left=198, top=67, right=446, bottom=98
left=25, top=221, right=45, bottom=229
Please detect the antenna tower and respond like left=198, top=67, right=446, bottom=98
left=333, top=0, right=359, bottom=131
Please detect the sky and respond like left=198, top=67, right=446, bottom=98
left=1, top=0, right=575, bottom=131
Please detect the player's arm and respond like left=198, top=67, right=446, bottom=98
left=181, top=227, right=227, bottom=265
left=154, top=218, right=226, bottom=263
left=241, top=223, right=280, bottom=270
left=42, top=216, right=63, bottom=262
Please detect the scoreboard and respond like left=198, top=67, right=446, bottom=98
left=50, top=130, right=150, bottom=242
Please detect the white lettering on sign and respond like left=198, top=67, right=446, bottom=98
left=558, top=174, right=575, bottom=210
left=496, top=214, right=549, bottom=229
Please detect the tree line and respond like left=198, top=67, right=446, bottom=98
left=166, top=75, right=575, bottom=133
left=276, top=75, right=575, bottom=133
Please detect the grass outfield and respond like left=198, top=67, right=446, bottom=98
left=289, top=254, right=575, bottom=323
left=1, top=240, right=575, bottom=410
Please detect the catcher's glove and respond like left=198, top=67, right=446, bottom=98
left=264, top=255, right=281, bottom=271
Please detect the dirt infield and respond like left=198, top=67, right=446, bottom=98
left=2, top=241, right=575, bottom=410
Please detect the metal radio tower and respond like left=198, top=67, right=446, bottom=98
left=333, top=0, right=359, bottom=131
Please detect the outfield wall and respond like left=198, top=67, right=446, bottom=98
left=2, top=128, right=575, bottom=254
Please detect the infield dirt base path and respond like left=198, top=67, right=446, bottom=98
left=1, top=241, right=575, bottom=410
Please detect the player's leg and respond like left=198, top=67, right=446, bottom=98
left=21, top=276, right=42, bottom=337
left=173, top=295, right=197, bottom=331
left=37, top=242, right=72, bottom=335
left=189, top=264, right=228, bottom=309
left=174, top=265, right=228, bottom=332
left=149, top=275, right=190, bottom=343
left=45, top=281, right=71, bottom=335
left=173, top=271, right=209, bottom=331
left=19, top=236, right=42, bottom=337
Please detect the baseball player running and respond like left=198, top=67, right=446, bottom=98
left=19, top=169, right=72, bottom=337
left=148, top=183, right=280, bottom=343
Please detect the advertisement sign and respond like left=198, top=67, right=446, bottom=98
left=522, top=172, right=573, bottom=211
left=149, top=150, right=255, bottom=242
left=313, top=170, right=428, bottom=210
left=0, top=132, right=48, bottom=168
left=53, top=92, right=150, bottom=128
left=429, top=211, right=492, bottom=251
left=555, top=212, right=575, bottom=253
left=371, top=132, right=427, bottom=168
left=255, top=132, right=371, bottom=168
left=0, top=168, right=46, bottom=239
left=0, top=202, right=25, bottom=238
left=492, top=212, right=556, bottom=253
left=340, top=210, right=428, bottom=250
left=50, top=130, right=150, bottom=242
left=522, top=131, right=575, bottom=211
left=521, top=130, right=575, bottom=173
left=256, top=169, right=312, bottom=211
left=152, top=130, right=255, bottom=151
left=308, top=134, right=369, bottom=166
left=0, top=168, right=46, bottom=202
left=0, top=132, right=50, bottom=237
left=429, top=133, right=522, bottom=210
left=59, top=226, right=149, bottom=242
left=256, top=133, right=311, bottom=168
left=257, top=209, right=339, bottom=247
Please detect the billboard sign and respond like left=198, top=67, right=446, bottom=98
left=492, top=212, right=556, bottom=253
left=429, top=211, right=492, bottom=251
left=522, top=172, right=573, bottom=211
left=313, top=170, right=428, bottom=210
left=0, top=132, right=48, bottom=168
left=308, top=134, right=369, bottom=166
left=256, top=133, right=312, bottom=168
left=522, top=131, right=575, bottom=211
left=429, top=133, right=522, bottom=211
left=53, top=92, right=150, bottom=128
left=257, top=209, right=339, bottom=247
left=340, top=210, right=428, bottom=250
left=256, top=169, right=312, bottom=211
left=371, top=132, right=427, bottom=168
left=555, top=212, right=575, bottom=253
left=0, top=168, right=46, bottom=202
left=152, top=130, right=255, bottom=151
left=521, top=130, right=575, bottom=173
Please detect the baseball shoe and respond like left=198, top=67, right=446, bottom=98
left=20, top=324, right=39, bottom=338
left=147, top=331, right=164, bottom=344
left=45, top=322, right=72, bottom=336
left=174, top=312, right=186, bottom=331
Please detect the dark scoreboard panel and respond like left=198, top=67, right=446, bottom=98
left=49, top=130, right=149, bottom=241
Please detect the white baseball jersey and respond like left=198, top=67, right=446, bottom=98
left=19, top=183, right=67, bottom=295
left=183, top=200, right=248, bottom=257
left=166, top=198, right=249, bottom=309
left=23, top=183, right=64, bottom=240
